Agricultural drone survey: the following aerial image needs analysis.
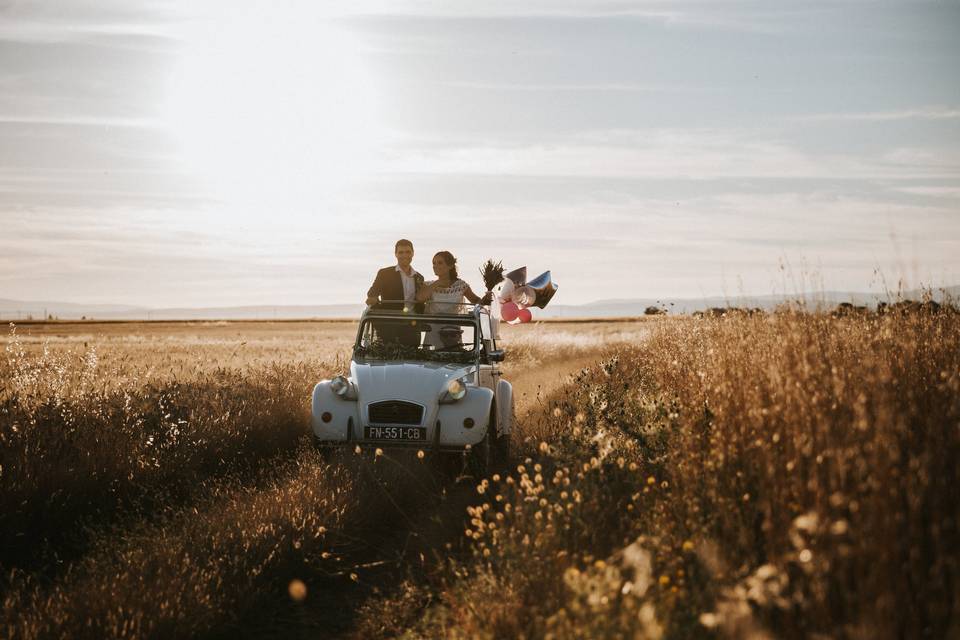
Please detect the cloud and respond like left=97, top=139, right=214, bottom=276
left=377, top=129, right=960, bottom=181
left=0, top=115, right=161, bottom=127
left=444, top=82, right=714, bottom=93
left=892, top=186, right=960, bottom=198
left=792, top=106, right=960, bottom=123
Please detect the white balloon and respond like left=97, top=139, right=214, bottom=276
left=497, top=278, right=515, bottom=303
left=513, top=286, right=536, bottom=307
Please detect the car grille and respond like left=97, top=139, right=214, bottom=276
left=368, top=401, right=424, bottom=425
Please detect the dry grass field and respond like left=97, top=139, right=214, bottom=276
left=1, top=311, right=957, bottom=639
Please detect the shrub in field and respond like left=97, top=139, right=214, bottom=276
left=0, top=327, right=336, bottom=571
left=416, top=310, right=960, bottom=638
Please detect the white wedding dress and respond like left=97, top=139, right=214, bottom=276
left=424, top=279, right=468, bottom=348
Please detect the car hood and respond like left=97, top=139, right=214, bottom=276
left=350, top=360, right=474, bottom=405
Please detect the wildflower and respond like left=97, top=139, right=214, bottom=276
left=288, top=579, right=307, bottom=602
left=699, top=613, right=719, bottom=629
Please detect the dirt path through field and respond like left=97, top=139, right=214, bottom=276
left=507, top=354, right=599, bottom=415
left=216, top=349, right=610, bottom=638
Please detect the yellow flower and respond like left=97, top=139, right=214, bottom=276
left=288, top=579, right=307, bottom=602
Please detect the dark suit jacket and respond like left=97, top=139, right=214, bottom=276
left=367, top=266, right=425, bottom=311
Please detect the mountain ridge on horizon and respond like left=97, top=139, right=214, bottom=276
left=2, top=285, right=957, bottom=321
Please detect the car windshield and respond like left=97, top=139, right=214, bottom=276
left=354, top=316, right=479, bottom=363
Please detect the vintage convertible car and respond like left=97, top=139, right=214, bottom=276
left=311, top=303, right=513, bottom=473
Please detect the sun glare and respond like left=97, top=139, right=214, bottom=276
left=163, top=7, right=383, bottom=213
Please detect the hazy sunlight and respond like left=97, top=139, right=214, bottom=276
left=162, top=7, right=383, bottom=214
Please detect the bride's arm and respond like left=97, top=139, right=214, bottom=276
left=463, top=284, right=489, bottom=304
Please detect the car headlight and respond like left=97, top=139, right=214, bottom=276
left=439, top=377, right=468, bottom=404
left=330, top=375, right=357, bottom=400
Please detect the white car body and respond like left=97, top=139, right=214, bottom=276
left=311, top=305, right=513, bottom=454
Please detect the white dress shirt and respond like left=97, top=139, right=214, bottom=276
left=396, top=265, right=418, bottom=302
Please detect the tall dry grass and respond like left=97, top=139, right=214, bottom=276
left=2, top=444, right=468, bottom=639
left=0, top=326, right=338, bottom=571
left=403, top=309, right=959, bottom=638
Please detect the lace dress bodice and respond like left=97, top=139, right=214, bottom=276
left=425, top=279, right=469, bottom=314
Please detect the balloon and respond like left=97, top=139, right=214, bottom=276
left=517, top=308, right=533, bottom=323
left=497, top=277, right=515, bottom=303
left=501, top=302, right=520, bottom=322
left=512, top=285, right=536, bottom=307
left=504, top=266, right=527, bottom=286
left=526, top=271, right=559, bottom=308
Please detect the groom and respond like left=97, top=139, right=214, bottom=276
left=365, top=238, right=425, bottom=312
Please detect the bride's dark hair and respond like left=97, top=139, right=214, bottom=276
left=434, top=251, right=458, bottom=280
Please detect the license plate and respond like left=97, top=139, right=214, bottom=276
left=364, top=426, right=426, bottom=441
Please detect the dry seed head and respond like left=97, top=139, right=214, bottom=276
left=288, top=579, right=307, bottom=602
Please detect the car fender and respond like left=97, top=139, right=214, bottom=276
left=435, top=386, right=494, bottom=447
left=495, top=379, right=514, bottom=436
left=312, top=381, right=362, bottom=441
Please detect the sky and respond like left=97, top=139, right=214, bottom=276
left=1, top=0, right=959, bottom=307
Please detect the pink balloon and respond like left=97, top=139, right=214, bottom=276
left=517, top=308, right=533, bottom=323
left=501, top=302, right=519, bottom=322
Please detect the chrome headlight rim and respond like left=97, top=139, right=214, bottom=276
left=330, top=375, right=356, bottom=400
left=439, top=377, right=469, bottom=404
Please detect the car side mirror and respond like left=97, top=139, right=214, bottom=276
left=488, top=349, right=506, bottom=363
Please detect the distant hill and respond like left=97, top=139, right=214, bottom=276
left=1, top=286, right=956, bottom=321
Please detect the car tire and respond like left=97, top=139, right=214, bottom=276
left=466, top=405, right=496, bottom=479
left=489, top=400, right=512, bottom=471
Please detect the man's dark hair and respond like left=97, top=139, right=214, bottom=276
left=395, top=239, right=414, bottom=251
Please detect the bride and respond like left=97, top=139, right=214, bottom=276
left=416, top=251, right=489, bottom=347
